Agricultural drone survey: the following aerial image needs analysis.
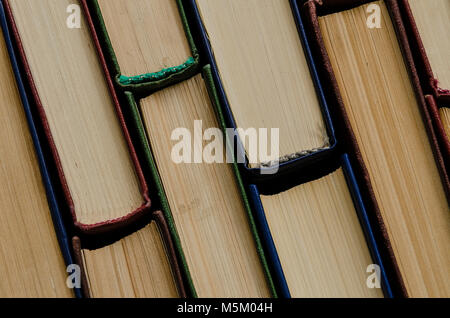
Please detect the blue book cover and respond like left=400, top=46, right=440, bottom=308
left=0, top=0, right=81, bottom=298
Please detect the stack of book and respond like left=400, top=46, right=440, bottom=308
left=0, top=0, right=448, bottom=298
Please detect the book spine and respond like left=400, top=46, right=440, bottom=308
left=341, top=154, right=393, bottom=298
left=248, top=155, right=394, bottom=298
left=121, top=65, right=279, bottom=297
left=203, top=65, right=278, bottom=297
left=184, top=0, right=338, bottom=185
left=3, top=0, right=153, bottom=235
left=122, top=91, right=197, bottom=297
left=300, top=0, right=408, bottom=297
left=72, top=210, right=188, bottom=298
left=396, top=0, right=450, bottom=178
left=248, top=185, right=291, bottom=298
left=0, top=0, right=81, bottom=298
left=385, top=0, right=450, bottom=199
left=152, top=210, right=187, bottom=298
left=397, top=0, right=450, bottom=103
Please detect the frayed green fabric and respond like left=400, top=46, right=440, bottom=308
left=88, top=0, right=199, bottom=96
left=119, top=57, right=196, bottom=85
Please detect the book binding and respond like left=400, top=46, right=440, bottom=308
left=185, top=0, right=338, bottom=187
left=83, top=0, right=200, bottom=96
left=3, top=0, right=153, bottom=235
left=72, top=210, right=188, bottom=298
left=0, top=0, right=81, bottom=298
left=396, top=0, right=450, bottom=177
left=249, top=154, right=394, bottom=298
left=301, top=0, right=411, bottom=297
left=121, top=65, right=279, bottom=297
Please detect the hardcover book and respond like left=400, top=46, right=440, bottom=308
left=87, top=0, right=199, bottom=93
left=78, top=211, right=184, bottom=298
left=0, top=6, right=71, bottom=297
left=401, top=0, right=450, bottom=166
left=309, top=0, right=450, bottom=297
left=133, top=72, right=271, bottom=297
left=407, top=0, right=450, bottom=94
left=4, top=0, right=186, bottom=298
left=6, top=0, right=149, bottom=233
left=252, top=159, right=387, bottom=298
left=194, top=0, right=334, bottom=174
left=0, top=0, right=448, bottom=300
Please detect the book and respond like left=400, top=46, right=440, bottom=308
left=7, top=0, right=184, bottom=298
left=260, top=168, right=383, bottom=298
left=408, top=0, right=450, bottom=90
left=139, top=74, right=270, bottom=297
left=9, top=0, right=144, bottom=227
left=407, top=0, right=450, bottom=141
left=95, top=0, right=194, bottom=84
left=195, top=0, right=329, bottom=167
left=81, top=221, right=179, bottom=298
left=319, top=1, right=450, bottom=297
left=0, top=22, right=71, bottom=297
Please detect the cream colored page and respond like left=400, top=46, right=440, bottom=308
left=0, top=31, right=71, bottom=298
left=83, top=223, right=178, bottom=298
left=97, top=0, right=191, bottom=76
left=9, top=0, right=142, bottom=225
left=141, top=75, right=269, bottom=297
left=320, top=2, right=450, bottom=297
left=440, top=108, right=450, bottom=139
left=409, top=0, right=450, bottom=89
left=196, top=0, right=328, bottom=165
left=262, top=169, right=383, bottom=298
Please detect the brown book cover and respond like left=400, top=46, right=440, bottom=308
left=397, top=0, right=450, bottom=174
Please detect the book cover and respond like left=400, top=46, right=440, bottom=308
left=0, top=0, right=80, bottom=298
left=83, top=0, right=200, bottom=95
left=303, top=0, right=450, bottom=297
left=397, top=0, right=450, bottom=173
left=4, top=0, right=152, bottom=235
left=123, top=67, right=277, bottom=297
left=186, top=0, right=337, bottom=184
